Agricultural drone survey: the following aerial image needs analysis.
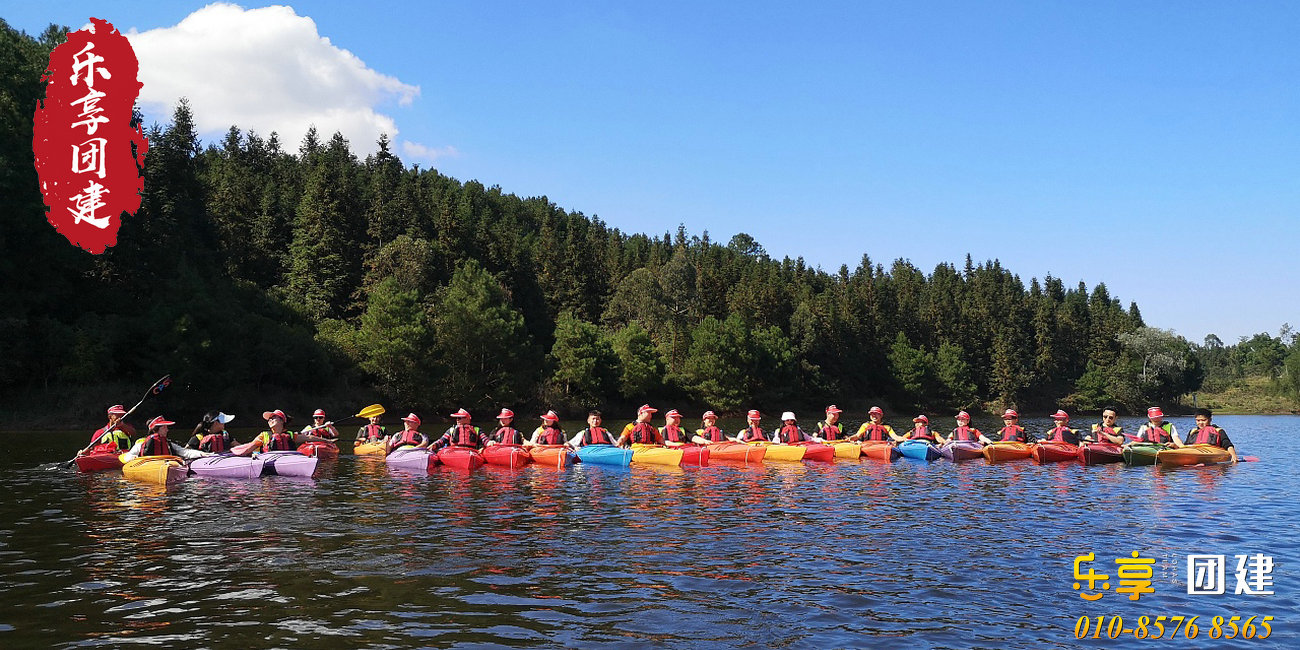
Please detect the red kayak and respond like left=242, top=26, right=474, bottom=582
left=528, top=445, right=572, bottom=468
left=796, top=442, right=835, bottom=463
left=75, top=452, right=124, bottom=472
left=1032, top=442, right=1079, bottom=464
left=860, top=441, right=899, bottom=462
left=677, top=445, right=710, bottom=466
left=298, top=441, right=340, bottom=460
left=482, top=444, right=531, bottom=469
left=1079, top=442, right=1124, bottom=465
left=437, top=446, right=486, bottom=470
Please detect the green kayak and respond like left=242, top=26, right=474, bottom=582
left=1123, top=443, right=1167, bottom=466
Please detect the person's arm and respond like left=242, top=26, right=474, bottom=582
left=935, top=430, right=950, bottom=445
left=184, top=435, right=202, bottom=450
left=889, top=430, right=908, bottom=442
left=1166, top=423, right=1182, bottom=448
left=119, top=438, right=144, bottom=463
left=978, top=431, right=995, bottom=445
left=170, top=441, right=209, bottom=460
left=568, top=430, right=586, bottom=448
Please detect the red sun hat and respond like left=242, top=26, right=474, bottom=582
left=541, top=410, right=560, bottom=422
left=638, top=404, right=658, bottom=415
left=449, top=408, right=471, bottom=419
left=825, top=405, right=843, bottom=414
left=497, top=408, right=514, bottom=420
left=747, top=409, right=761, bottom=420
left=106, top=404, right=127, bottom=415
left=1002, top=409, right=1019, bottom=419
left=147, top=416, right=175, bottom=428
left=1051, top=410, right=1069, bottom=420
left=956, top=411, right=970, bottom=421
left=868, top=406, right=883, bottom=415
left=313, top=409, right=326, bottom=417
left=913, top=414, right=929, bottom=423
left=262, top=409, right=287, bottom=422
left=1147, top=407, right=1164, bottom=418
left=665, top=409, right=681, bottom=419
left=401, top=413, right=421, bottom=425
left=702, top=411, right=717, bottom=419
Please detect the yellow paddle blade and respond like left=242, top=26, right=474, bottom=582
left=355, top=404, right=386, bottom=418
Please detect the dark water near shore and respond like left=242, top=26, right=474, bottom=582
left=2, top=415, right=1296, bottom=648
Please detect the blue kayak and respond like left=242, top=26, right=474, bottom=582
left=575, top=444, right=634, bottom=467
left=898, top=440, right=941, bottom=462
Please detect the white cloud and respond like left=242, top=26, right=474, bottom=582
left=400, top=141, right=459, bottom=164
left=127, top=3, right=423, bottom=156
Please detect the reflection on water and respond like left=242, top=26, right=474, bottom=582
left=0, top=415, right=1295, bottom=647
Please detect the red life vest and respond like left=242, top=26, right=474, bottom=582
left=949, top=425, right=980, bottom=442
left=451, top=424, right=480, bottom=447
left=1044, top=426, right=1076, bottom=444
left=818, top=422, right=843, bottom=441
left=740, top=425, right=767, bottom=442
left=1093, top=424, right=1123, bottom=441
left=1140, top=422, right=1174, bottom=444
left=700, top=426, right=725, bottom=442
left=264, top=430, right=295, bottom=451
left=663, top=424, right=688, bottom=444
left=537, top=425, right=566, bottom=445
left=630, top=422, right=661, bottom=445
left=997, top=425, right=1026, bottom=443
left=582, top=426, right=613, bottom=445
left=362, top=424, right=386, bottom=441
left=140, top=432, right=171, bottom=457
left=1190, top=425, right=1226, bottom=447
left=778, top=424, right=806, bottom=443
left=493, top=427, right=522, bottom=445
left=392, top=428, right=422, bottom=448
left=908, top=426, right=936, bottom=442
left=199, top=432, right=227, bottom=453
left=860, top=423, right=890, bottom=441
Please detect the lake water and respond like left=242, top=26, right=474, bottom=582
left=2, top=415, right=1295, bottom=648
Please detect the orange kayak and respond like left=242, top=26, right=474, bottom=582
left=528, top=445, right=573, bottom=468
left=1156, top=444, right=1233, bottom=467
left=860, top=441, right=899, bottom=462
left=982, top=442, right=1033, bottom=462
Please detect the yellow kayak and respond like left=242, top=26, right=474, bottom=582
left=747, top=441, right=806, bottom=462
left=831, top=442, right=862, bottom=459
left=122, top=455, right=187, bottom=485
left=353, top=441, right=386, bottom=455
left=630, top=444, right=684, bottom=466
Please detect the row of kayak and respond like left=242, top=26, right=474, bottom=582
left=75, top=440, right=341, bottom=474
left=382, top=441, right=781, bottom=471
left=120, top=450, right=320, bottom=484
left=897, top=440, right=1233, bottom=467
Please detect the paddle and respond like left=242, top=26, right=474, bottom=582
left=60, top=374, right=172, bottom=469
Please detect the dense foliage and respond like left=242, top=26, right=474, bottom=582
left=5, top=22, right=1260, bottom=422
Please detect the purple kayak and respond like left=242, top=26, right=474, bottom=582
left=386, top=448, right=438, bottom=473
left=940, top=441, right=985, bottom=462
left=258, top=451, right=318, bottom=477
left=189, top=454, right=265, bottom=479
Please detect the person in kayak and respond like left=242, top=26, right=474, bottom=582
left=302, top=409, right=340, bottom=440
left=430, top=408, right=486, bottom=451
left=1087, top=407, right=1126, bottom=444
left=76, top=404, right=138, bottom=456
left=691, top=411, right=729, bottom=444
left=485, top=408, right=524, bottom=446
left=980, top=409, right=1033, bottom=444
left=387, top=413, right=430, bottom=453
left=893, top=415, right=938, bottom=443
left=527, top=411, right=570, bottom=447
left=849, top=406, right=896, bottom=442
left=1132, top=407, right=1181, bottom=447
left=251, top=409, right=331, bottom=452
left=1039, top=410, right=1081, bottom=445
left=568, top=410, right=619, bottom=447
left=121, top=416, right=210, bottom=462
left=661, top=409, right=693, bottom=446
left=735, top=410, right=769, bottom=442
left=936, top=411, right=981, bottom=445
left=355, top=413, right=387, bottom=444
left=774, top=411, right=818, bottom=443
left=616, top=404, right=663, bottom=447
left=1184, top=408, right=1238, bottom=463
left=817, top=405, right=846, bottom=441
left=185, top=411, right=238, bottom=453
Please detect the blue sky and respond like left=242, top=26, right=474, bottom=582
left=7, top=1, right=1297, bottom=343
